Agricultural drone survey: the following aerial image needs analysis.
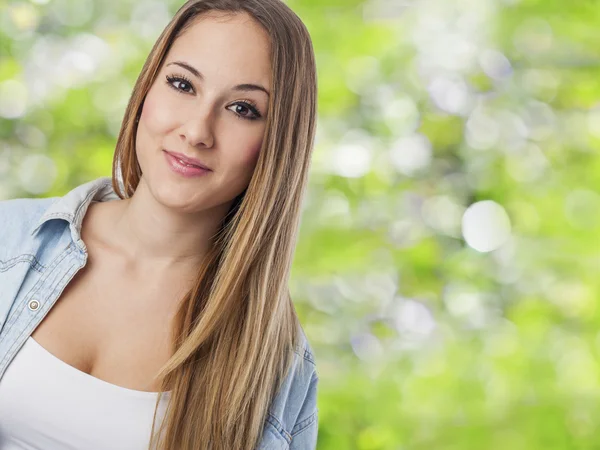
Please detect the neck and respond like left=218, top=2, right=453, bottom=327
left=88, top=178, right=232, bottom=273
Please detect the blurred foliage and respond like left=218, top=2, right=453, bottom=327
left=1, top=0, right=600, bottom=448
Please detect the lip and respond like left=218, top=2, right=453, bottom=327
left=164, top=151, right=212, bottom=178
left=163, top=150, right=212, bottom=171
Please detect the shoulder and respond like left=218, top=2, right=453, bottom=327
left=0, top=196, right=57, bottom=227
left=0, top=197, right=58, bottom=250
left=293, top=327, right=317, bottom=367
left=264, top=326, right=319, bottom=448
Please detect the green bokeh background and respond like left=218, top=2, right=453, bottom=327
left=1, top=0, right=599, bottom=448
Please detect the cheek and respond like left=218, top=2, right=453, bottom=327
left=228, top=139, right=262, bottom=182
left=238, top=140, right=263, bottom=176
left=139, top=88, right=175, bottom=134
left=247, top=140, right=262, bottom=165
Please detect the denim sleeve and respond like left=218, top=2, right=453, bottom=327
left=289, top=372, right=319, bottom=450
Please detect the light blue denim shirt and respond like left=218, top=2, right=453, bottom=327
left=0, top=176, right=318, bottom=450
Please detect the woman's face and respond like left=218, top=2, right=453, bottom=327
left=135, top=11, right=271, bottom=214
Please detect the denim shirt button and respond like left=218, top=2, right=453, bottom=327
left=28, top=299, right=40, bottom=311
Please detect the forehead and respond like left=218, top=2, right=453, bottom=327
left=166, top=12, right=272, bottom=88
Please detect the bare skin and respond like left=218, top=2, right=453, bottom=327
left=31, top=202, right=192, bottom=392
left=30, top=11, right=272, bottom=393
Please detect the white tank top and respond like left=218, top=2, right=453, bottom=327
left=0, top=336, right=171, bottom=449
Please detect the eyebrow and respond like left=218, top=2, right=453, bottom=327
left=166, top=61, right=270, bottom=97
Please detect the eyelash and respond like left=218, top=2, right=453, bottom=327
left=164, top=74, right=262, bottom=121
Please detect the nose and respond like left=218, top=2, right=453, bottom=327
left=180, top=106, right=215, bottom=149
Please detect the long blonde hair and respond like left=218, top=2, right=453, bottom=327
left=110, top=0, right=317, bottom=448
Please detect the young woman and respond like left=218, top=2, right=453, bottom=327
left=0, top=0, right=318, bottom=449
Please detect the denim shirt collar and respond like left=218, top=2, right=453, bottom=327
left=30, top=177, right=119, bottom=246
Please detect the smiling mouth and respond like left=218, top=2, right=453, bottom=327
left=163, top=150, right=212, bottom=171
left=163, top=151, right=212, bottom=178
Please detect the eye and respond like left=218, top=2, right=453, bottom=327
left=165, top=74, right=194, bottom=94
left=227, top=100, right=262, bottom=121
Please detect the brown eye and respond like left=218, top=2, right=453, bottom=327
left=227, top=101, right=262, bottom=121
left=165, top=74, right=194, bottom=94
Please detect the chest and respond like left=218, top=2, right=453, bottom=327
left=29, top=261, right=183, bottom=393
